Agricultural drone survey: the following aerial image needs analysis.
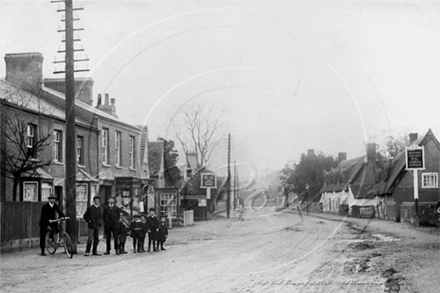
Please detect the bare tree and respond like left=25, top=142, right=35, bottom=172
left=1, top=101, right=52, bottom=201
left=172, top=101, right=224, bottom=169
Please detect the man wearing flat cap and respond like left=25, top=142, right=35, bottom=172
left=39, top=195, right=65, bottom=256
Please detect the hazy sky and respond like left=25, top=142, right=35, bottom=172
left=1, top=0, right=439, bottom=176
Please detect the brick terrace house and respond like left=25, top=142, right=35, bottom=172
left=0, top=52, right=151, bottom=218
left=369, top=130, right=440, bottom=225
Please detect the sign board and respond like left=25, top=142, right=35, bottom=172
left=200, top=173, right=217, bottom=188
left=405, top=147, right=425, bottom=170
left=198, top=199, right=207, bottom=206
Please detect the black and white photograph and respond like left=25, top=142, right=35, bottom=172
left=1, top=0, right=439, bottom=292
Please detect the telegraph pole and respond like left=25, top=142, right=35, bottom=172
left=52, top=0, right=89, bottom=252
left=226, top=134, right=231, bottom=219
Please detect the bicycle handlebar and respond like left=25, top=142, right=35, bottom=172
left=50, top=217, right=70, bottom=222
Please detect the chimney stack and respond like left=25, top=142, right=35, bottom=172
left=366, top=143, right=377, bottom=164
left=409, top=133, right=418, bottom=145
left=338, top=152, right=347, bottom=162
left=44, top=77, right=94, bottom=105
left=4, top=52, right=43, bottom=92
left=95, top=93, right=118, bottom=118
left=307, top=149, right=315, bottom=157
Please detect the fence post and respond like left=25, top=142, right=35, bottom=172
left=28, top=202, right=32, bottom=248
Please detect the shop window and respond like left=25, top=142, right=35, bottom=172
left=160, top=193, right=177, bottom=218
left=41, top=183, right=53, bottom=202
left=23, top=182, right=38, bottom=201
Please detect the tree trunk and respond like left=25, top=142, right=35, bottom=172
left=13, top=178, right=18, bottom=201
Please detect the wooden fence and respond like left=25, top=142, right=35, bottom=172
left=183, top=210, right=194, bottom=226
left=1, top=201, right=89, bottom=250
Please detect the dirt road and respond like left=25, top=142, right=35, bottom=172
left=1, top=207, right=439, bottom=293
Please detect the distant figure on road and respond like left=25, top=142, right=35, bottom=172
left=156, top=215, right=169, bottom=251
left=146, top=208, right=159, bottom=252
left=83, top=196, right=102, bottom=256
left=103, top=197, right=120, bottom=255
left=39, top=195, right=65, bottom=256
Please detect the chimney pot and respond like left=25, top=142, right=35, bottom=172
left=338, top=152, right=347, bottom=162
left=105, top=93, right=109, bottom=105
left=111, top=98, right=115, bottom=105
left=307, top=149, right=315, bottom=157
left=366, top=143, right=376, bottom=164
left=97, top=94, right=102, bottom=106
left=409, top=133, right=418, bottom=144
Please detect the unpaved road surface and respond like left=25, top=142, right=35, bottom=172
left=1, top=207, right=439, bottom=293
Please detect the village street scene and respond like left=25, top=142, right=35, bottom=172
left=1, top=1, right=440, bottom=293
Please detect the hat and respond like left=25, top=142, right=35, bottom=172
left=139, top=213, right=147, bottom=218
left=48, top=195, right=57, bottom=200
left=133, top=214, right=141, bottom=218
left=160, top=214, right=167, bottom=219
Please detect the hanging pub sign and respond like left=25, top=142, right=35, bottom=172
left=200, top=173, right=217, bottom=188
left=405, top=146, right=425, bottom=170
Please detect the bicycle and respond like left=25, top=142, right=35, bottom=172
left=45, top=217, right=74, bottom=258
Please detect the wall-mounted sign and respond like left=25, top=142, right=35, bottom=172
left=405, top=146, right=425, bottom=170
left=200, top=173, right=217, bottom=188
left=198, top=199, right=207, bottom=207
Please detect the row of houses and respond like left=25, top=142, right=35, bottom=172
left=0, top=52, right=182, bottom=220
left=319, top=130, right=440, bottom=226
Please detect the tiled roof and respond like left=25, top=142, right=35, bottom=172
left=0, top=80, right=66, bottom=121
left=42, top=86, right=139, bottom=130
left=369, top=129, right=439, bottom=196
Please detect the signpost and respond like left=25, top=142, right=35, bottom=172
left=200, top=173, right=217, bottom=200
left=405, top=146, right=425, bottom=226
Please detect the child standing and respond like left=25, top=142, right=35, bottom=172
left=139, top=214, right=148, bottom=253
left=118, top=213, right=130, bottom=254
left=129, top=214, right=143, bottom=253
left=156, top=215, right=168, bottom=251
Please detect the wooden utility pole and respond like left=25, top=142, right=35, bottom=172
left=53, top=0, right=89, bottom=252
left=64, top=0, right=77, bottom=253
left=226, top=134, right=231, bottom=219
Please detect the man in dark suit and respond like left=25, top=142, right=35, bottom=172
left=103, top=196, right=120, bottom=255
left=146, top=208, right=159, bottom=252
left=83, top=196, right=102, bottom=256
left=39, top=195, right=65, bottom=256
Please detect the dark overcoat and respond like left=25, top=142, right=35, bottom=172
left=39, top=203, right=65, bottom=227
left=156, top=221, right=168, bottom=242
left=103, top=205, right=120, bottom=229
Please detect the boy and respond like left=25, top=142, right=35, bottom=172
left=146, top=208, right=159, bottom=252
left=139, top=214, right=148, bottom=253
left=156, top=215, right=169, bottom=251
left=118, top=212, right=130, bottom=254
left=129, top=214, right=143, bottom=253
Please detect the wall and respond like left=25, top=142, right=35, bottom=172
left=400, top=202, right=439, bottom=226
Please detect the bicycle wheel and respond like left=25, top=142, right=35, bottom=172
left=45, top=231, right=57, bottom=254
left=63, top=232, right=74, bottom=258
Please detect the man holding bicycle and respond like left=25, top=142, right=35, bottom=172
left=39, top=195, right=65, bottom=256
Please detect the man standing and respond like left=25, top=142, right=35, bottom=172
left=146, top=208, right=159, bottom=252
left=83, top=196, right=102, bottom=256
left=39, top=195, right=65, bottom=256
left=103, top=196, right=120, bottom=255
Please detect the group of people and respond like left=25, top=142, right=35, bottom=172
left=39, top=195, right=169, bottom=256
